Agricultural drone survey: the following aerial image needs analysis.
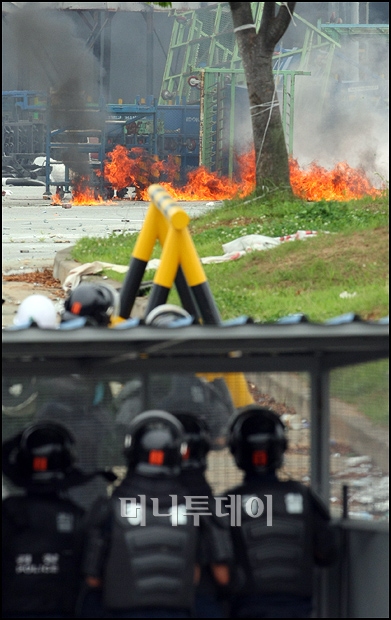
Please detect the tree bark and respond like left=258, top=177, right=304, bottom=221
left=229, top=2, right=296, bottom=191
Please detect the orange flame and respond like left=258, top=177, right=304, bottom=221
left=51, top=180, right=105, bottom=206
left=97, top=145, right=383, bottom=203
left=70, top=177, right=105, bottom=205
left=289, top=158, right=383, bottom=202
left=70, top=178, right=105, bottom=205
left=149, top=150, right=256, bottom=201
left=144, top=166, right=252, bottom=202
left=51, top=193, right=62, bottom=206
left=101, top=145, right=169, bottom=199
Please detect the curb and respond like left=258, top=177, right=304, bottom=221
left=53, top=245, right=80, bottom=285
left=53, top=245, right=122, bottom=291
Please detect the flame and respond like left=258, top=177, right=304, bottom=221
left=101, top=145, right=168, bottom=199
left=70, top=176, right=105, bottom=205
left=144, top=166, right=251, bottom=202
left=289, top=158, right=383, bottom=202
left=148, top=150, right=256, bottom=201
left=99, top=145, right=382, bottom=203
left=50, top=179, right=105, bottom=206
left=51, top=193, right=62, bottom=206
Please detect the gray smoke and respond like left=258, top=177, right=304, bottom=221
left=4, top=4, right=101, bottom=93
left=229, top=5, right=389, bottom=187
left=282, top=4, right=389, bottom=187
left=292, top=36, right=389, bottom=187
left=3, top=3, right=103, bottom=176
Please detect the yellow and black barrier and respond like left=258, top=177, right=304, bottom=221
left=119, top=184, right=221, bottom=324
left=119, top=185, right=198, bottom=320
left=118, top=183, right=254, bottom=405
left=144, top=185, right=221, bottom=324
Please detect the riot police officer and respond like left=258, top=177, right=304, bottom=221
left=82, top=409, right=230, bottom=618
left=224, top=405, right=338, bottom=619
left=2, top=422, right=86, bottom=618
left=173, top=410, right=232, bottom=618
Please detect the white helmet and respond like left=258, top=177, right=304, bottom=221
left=14, top=295, right=58, bottom=329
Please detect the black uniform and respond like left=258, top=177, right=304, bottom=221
left=2, top=421, right=112, bottom=619
left=83, top=472, right=203, bottom=618
left=225, top=405, right=338, bottom=619
left=2, top=490, right=85, bottom=618
left=81, top=408, right=231, bottom=618
left=225, top=472, right=337, bottom=618
left=180, top=468, right=232, bottom=618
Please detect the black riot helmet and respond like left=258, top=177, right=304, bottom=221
left=4, top=421, right=77, bottom=486
left=228, top=406, right=288, bottom=474
left=123, top=410, right=186, bottom=477
left=172, top=411, right=211, bottom=472
left=63, top=282, right=120, bottom=326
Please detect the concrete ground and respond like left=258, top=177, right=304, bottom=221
left=2, top=186, right=218, bottom=326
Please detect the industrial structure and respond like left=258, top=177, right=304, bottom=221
left=2, top=2, right=389, bottom=193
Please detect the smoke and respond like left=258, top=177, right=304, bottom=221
left=229, top=6, right=389, bottom=187
left=3, top=3, right=388, bottom=187
left=3, top=3, right=103, bottom=176
left=284, top=4, right=389, bottom=186
left=4, top=4, right=100, bottom=93
left=292, top=38, right=389, bottom=187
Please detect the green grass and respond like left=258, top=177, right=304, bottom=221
left=330, top=359, right=389, bottom=426
left=71, top=189, right=389, bottom=427
left=71, top=189, right=389, bottom=322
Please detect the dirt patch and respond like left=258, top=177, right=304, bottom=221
left=2, top=270, right=66, bottom=328
left=3, top=268, right=65, bottom=292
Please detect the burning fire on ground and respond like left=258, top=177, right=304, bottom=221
left=289, top=159, right=383, bottom=202
left=52, top=144, right=384, bottom=205
left=51, top=176, right=105, bottom=206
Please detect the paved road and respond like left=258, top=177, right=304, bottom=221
left=2, top=186, right=219, bottom=270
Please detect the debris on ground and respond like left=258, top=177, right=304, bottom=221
left=249, top=382, right=297, bottom=416
left=3, top=268, right=65, bottom=295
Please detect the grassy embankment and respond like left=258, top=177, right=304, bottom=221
left=72, top=190, right=389, bottom=322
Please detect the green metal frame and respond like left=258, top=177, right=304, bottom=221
left=159, top=3, right=337, bottom=168
left=200, top=68, right=310, bottom=176
left=319, top=23, right=389, bottom=43
left=160, top=3, right=388, bottom=172
left=160, top=3, right=265, bottom=105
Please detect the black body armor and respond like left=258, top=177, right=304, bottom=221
left=229, top=478, right=330, bottom=598
left=102, top=499, right=197, bottom=610
left=2, top=494, right=84, bottom=616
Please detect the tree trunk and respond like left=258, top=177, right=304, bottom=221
left=229, top=2, right=295, bottom=191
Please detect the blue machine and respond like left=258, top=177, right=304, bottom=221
left=2, top=91, right=201, bottom=193
left=105, top=97, right=200, bottom=184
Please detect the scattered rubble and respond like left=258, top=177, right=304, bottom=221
left=3, top=268, right=65, bottom=294
left=247, top=382, right=389, bottom=521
